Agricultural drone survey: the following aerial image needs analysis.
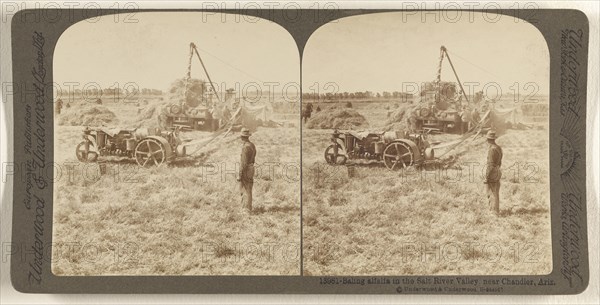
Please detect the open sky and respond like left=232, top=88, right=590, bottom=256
left=302, top=12, right=549, bottom=95
left=54, top=12, right=299, bottom=92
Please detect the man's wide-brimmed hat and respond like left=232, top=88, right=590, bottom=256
left=240, top=128, right=251, bottom=138
left=486, top=130, right=497, bottom=140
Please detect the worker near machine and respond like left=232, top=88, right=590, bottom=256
left=55, top=98, right=63, bottom=115
left=460, top=105, right=472, bottom=131
left=471, top=107, right=481, bottom=129
left=302, top=102, right=313, bottom=124
left=238, top=128, right=256, bottom=212
left=484, top=130, right=503, bottom=215
left=407, top=112, right=418, bottom=133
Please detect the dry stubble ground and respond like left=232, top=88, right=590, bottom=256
left=52, top=101, right=301, bottom=275
left=302, top=100, right=552, bottom=276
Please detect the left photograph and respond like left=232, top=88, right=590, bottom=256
left=51, top=12, right=301, bottom=275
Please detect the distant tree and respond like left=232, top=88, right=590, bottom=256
left=376, top=92, right=381, bottom=98
left=383, top=91, right=391, bottom=99
left=400, top=92, right=413, bottom=103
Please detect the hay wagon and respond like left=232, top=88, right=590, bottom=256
left=324, top=129, right=435, bottom=170
left=76, top=126, right=187, bottom=167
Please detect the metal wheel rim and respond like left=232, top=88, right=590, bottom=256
left=324, top=145, right=346, bottom=165
left=135, top=138, right=166, bottom=167
left=76, top=141, right=98, bottom=162
left=383, top=142, right=413, bottom=170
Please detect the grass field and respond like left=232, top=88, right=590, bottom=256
left=52, top=98, right=301, bottom=275
left=51, top=94, right=551, bottom=276
left=302, top=99, right=552, bottom=276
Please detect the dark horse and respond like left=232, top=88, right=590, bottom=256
left=302, top=102, right=313, bottom=124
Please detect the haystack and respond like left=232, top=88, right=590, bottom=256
left=133, top=101, right=168, bottom=129
left=305, top=107, right=367, bottom=129
left=168, top=78, right=206, bottom=107
left=58, top=104, right=117, bottom=126
left=132, top=78, right=206, bottom=129
left=384, top=104, right=417, bottom=131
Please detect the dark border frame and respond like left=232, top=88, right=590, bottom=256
left=10, top=8, right=589, bottom=294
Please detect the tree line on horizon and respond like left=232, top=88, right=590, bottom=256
left=302, top=91, right=413, bottom=101
left=56, top=88, right=164, bottom=96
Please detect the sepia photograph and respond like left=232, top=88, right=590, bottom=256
left=301, top=12, right=552, bottom=276
left=4, top=3, right=594, bottom=296
left=51, top=12, right=301, bottom=275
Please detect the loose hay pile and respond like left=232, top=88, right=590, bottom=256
left=138, top=103, right=159, bottom=121
left=58, top=104, right=117, bottom=126
left=306, top=107, right=368, bottom=129
left=133, top=100, right=170, bottom=129
left=168, top=78, right=206, bottom=107
left=129, top=78, right=204, bottom=129
left=384, top=104, right=417, bottom=131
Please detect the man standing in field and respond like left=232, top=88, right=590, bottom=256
left=461, top=105, right=472, bottom=131
left=484, top=130, right=503, bottom=214
left=407, top=112, right=418, bottom=133
left=472, top=107, right=481, bottom=128
left=55, top=98, right=63, bottom=115
left=302, top=102, right=313, bottom=124
left=238, top=128, right=256, bottom=212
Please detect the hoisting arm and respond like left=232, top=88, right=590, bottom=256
left=437, top=46, right=470, bottom=105
left=184, top=42, right=222, bottom=104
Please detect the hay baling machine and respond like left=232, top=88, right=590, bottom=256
left=414, top=46, right=471, bottom=134
left=159, top=42, right=221, bottom=131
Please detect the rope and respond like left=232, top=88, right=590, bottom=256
left=436, top=46, right=445, bottom=83
left=191, top=43, right=222, bottom=104
left=183, top=107, right=241, bottom=156
left=446, top=49, right=500, bottom=79
left=193, top=45, right=265, bottom=83
left=182, top=44, right=194, bottom=103
left=432, top=110, right=491, bottom=157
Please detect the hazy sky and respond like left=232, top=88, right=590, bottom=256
left=303, top=12, right=549, bottom=95
left=54, top=12, right=299, bottom=92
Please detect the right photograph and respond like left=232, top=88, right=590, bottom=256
left=302, top=12, right=552, bottom=276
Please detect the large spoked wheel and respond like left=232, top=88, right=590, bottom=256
left=324, top=144, right=347, bottom=165
left=383, top=141, right=414, bottom=170
left=135, top=138, right=167, bottom=167
left=76, top=141, right=98, bottom=162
